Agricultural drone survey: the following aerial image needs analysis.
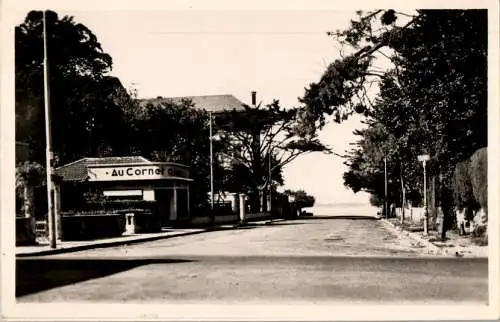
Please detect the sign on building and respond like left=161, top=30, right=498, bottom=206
left=87, top=163, right=189, bottom=182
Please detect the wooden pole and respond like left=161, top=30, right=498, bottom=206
left=43, top=10, right=57, bottom=248
left=384, top=156, right=388, bottom=218
left=268, top=145, right=272, bottom=213
left=209, top=111, right=214, bottom=211
left=423, top=160, right=428, bottom=235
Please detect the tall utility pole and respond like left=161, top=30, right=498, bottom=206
left=384, top=156, right=388, bottom=218
left=209, top=111, right=214, bottom=211
left=43, top=10, right=57, bottom=248
left=268, top=145, right=272, bottom=214
left=418, top=154, right=430, bottom=235
left=251, top=91, right=263, bottom=212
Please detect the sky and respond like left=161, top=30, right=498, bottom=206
left=12, top=9, right=372, bottom=205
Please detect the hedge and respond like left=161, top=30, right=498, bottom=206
left=470, top=147, right=487, bottom=214
left=452, top=147, right=487, bottom=220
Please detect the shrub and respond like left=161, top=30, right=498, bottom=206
left=453, top=160, right=474, bottom=209
left=284, top=189, right=315, bottom=208
left=471, top=225, right=488, bottom=246
left=451, top=147, right=487, bottom=223
left=369, top=194, right=383, bottom=207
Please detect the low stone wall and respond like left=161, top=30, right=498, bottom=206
left=189, top=212, right=275, bottom=227
left=190, top=214, right=238, bottom=226
left=61, top=213, right=125, bottom=241
left=245, top=212, right=276, bottom=221
left=215, top=214, right=239, bottom=224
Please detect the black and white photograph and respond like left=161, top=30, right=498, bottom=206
left=1, top=0, right=499, bottom=320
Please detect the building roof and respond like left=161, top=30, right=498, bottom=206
left=138, top=94, right=246, bottom=113
left=56, top=156, right=151, bottom=182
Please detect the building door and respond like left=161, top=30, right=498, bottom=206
left=155, top=189, right=172, bottom=227
left=176, top=189, right=188, bottom=220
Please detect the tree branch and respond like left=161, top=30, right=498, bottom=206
left=260, top=120, right=289, bottom=155
left=353, top=16, right=419, bottom=61
left=278, top=150, right=304, bottom=169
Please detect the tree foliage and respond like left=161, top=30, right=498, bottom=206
left=15, top=161, right=46, bottom=218
left=305, top=10, right=487, bottom=234
left=15, top=10, right=133, bottom=165
left=15, top=161, right=46, bottom=188
left=469, top=147, right=487, bottom=213
left=131, top=99, right=221, bottom=209
left=284, top=189, right=316, bottom=208
left=214, top=100, right=330, bottom=210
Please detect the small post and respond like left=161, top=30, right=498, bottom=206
left=239, top=193, right=246, bottom=223
left=230, top=193, right=239, bottom=214
left=288, top=195, right=296, bottom=219
left=186, top=185, right=191, bottom=218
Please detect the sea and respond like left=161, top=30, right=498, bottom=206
left=302, top=203, right=379, bottom=217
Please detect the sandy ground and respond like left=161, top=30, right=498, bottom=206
left=17, top=216, right=488, bottom=303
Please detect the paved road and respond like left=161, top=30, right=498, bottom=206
left=17, top=216, right=488, bottom=303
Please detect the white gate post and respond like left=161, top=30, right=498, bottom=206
left=239, top=193, right=246, bottom=223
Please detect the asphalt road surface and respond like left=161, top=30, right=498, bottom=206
left=17, top=215, right=488, bottom=303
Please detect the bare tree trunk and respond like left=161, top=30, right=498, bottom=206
left=429, top=176, right=436, bottom=230
left=400, top=173, right=405, bottom=225
left=438, top=174, right=452, bottom=240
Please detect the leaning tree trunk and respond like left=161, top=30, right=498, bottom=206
left=438, top=174, right=454, bottom=240
left=400, top=162, right=405, bottom=225
left=428, top=175, right=437, bottom=230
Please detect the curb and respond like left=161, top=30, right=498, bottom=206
left=16, top=218, right=289, bottom=258
left=16, top=229, right=210, bottom=257
left=380, top=219, right=444, bottom=255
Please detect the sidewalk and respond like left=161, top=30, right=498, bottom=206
left=381, top=218, right=488, bottom=258
left=16, top=218, right=284, bottom=257
left=16, top=228, right=209, bottom=257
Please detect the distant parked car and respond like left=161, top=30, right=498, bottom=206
left=300, top=209, right=313, bottom=217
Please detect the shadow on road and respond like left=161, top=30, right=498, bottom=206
left=249, top=221, right=309, bottom=227
left=16, top=257, right=195, bottom=297
left=298, top=215, right=379, bottom=220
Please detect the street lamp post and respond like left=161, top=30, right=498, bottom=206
left=209, top=111, right=214, bottom=211
left=418, top=154, right=430, bottom=235
left=268, top=145, right=272, bottom=214
left=384, top=156, right=388, bottom=218
left=43, top=10, right=57, bottom=249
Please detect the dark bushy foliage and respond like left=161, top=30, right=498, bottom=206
left=284, top=189, right=316, bottom=208
left=453, top=160, right=479, bottom=213
left=471, top=225, right=488, bottom=246
left=451, top=147, right=487, bottom=216
left=369, top=194, right=383, bottom=207
left=470, top=147, right=487, bottom=213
